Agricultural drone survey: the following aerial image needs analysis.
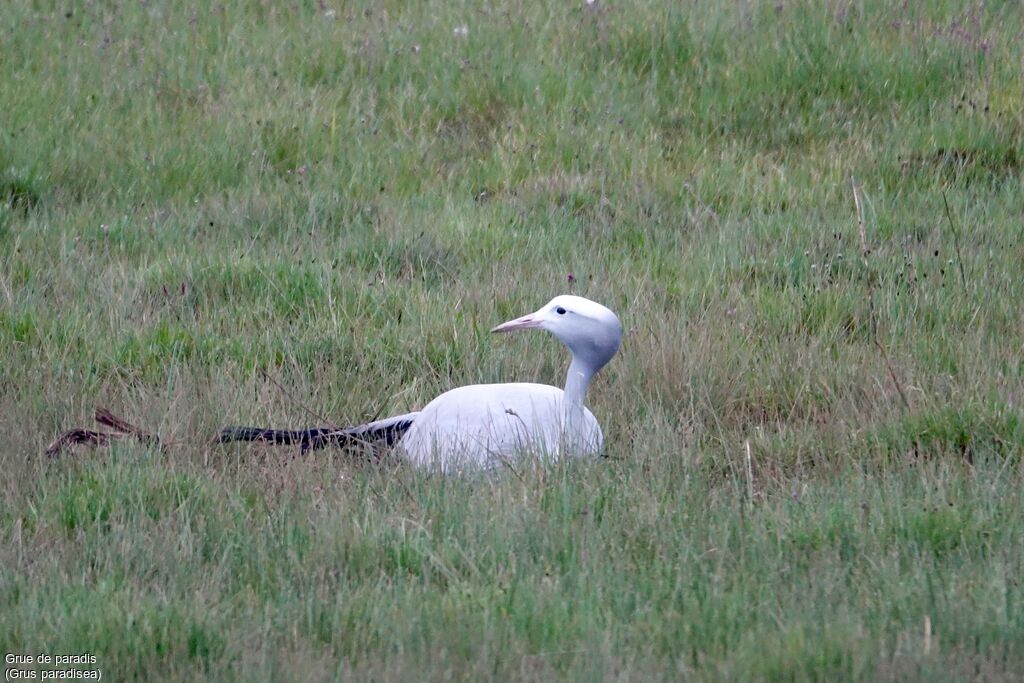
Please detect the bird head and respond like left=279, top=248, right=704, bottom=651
left=491, top=295, right=622, bottom=373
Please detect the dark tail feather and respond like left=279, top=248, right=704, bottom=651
left=218, top=418, right=414, bottom=455
left=217, top=426, right=330, bottom=448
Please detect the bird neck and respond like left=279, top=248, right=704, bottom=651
left=563, top=355, right=595, bottom=408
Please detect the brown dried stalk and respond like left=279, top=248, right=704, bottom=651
left=45, top=408, right=163, bottom=458
left=45, top=429, right=125, bottom=457
left=851, top=175, right=911, bottom=412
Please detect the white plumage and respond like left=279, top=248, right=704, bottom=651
left=399, top=382, right=603, bottom=470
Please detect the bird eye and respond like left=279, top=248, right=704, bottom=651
left=555, top=306, right=567, bottom=315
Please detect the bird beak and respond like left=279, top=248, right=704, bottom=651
left=491, top=313, right=543, bottom=334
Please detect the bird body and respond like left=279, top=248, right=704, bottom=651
left=399, top=382, right=602, bottom=471
left=220, top=295, right=621, bottom=473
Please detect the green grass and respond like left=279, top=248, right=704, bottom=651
left=2, top=0, right=1023, bottom=679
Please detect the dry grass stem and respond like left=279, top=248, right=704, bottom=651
left=941, top=190, right=969, bottom=291
left=852, top=174, right=911, bottom=412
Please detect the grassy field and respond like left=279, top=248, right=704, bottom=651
left=2, top=0, right=1023, bottom=679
